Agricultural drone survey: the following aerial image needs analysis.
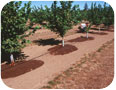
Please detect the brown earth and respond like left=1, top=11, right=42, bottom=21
left=43, top=40, right=114, bottom=89
left=1, top=25, right=114, bottom=89
left=25, top=25, right=78, bottom=42
left=68, top=36, right=94, bottom=42
left=1, top=60, right=44, bottom=79
left=48, top=44, right=78, bottom=55
left=89, top=32, right=108, bottom=35
left=106, top=30, right=114, bottom=32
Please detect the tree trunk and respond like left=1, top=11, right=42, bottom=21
left=10, top=54, right=15, bottom=66
left=86, top=32, right=88, bottom=38
left=99, top=25, right=101, bottom=33
left=106, top=26, right=109, bottom=30
left=62, top=37, right=64, bottom=47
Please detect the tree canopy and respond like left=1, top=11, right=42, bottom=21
left=1, top=1, right=114, bottom=62
left=1, top=1, right=38, bottom=62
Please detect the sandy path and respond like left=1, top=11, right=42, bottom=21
left=2, top=30, right=114, bottom=89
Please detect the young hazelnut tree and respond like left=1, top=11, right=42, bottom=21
left=45, top=1, right=73, bottom=47
left=85, top=23, right=92, bottom=38
left=1, top=1, right=39, bottom=64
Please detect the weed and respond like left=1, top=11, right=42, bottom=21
left=64, top=69, right=71, bottom=76
left=48, top=81, right=56, bottom=86
left=69, top=67, right=73, bottom=70
left=54, top=74, right=63, bottom=80
left=42, top=85, right=52, bottom=89
left=56, top=81, right=61, bottom=84
left=97, top=47, right=102, bottom=52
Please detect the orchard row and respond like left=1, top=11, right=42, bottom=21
left=1, top=1, right=114, bottom=63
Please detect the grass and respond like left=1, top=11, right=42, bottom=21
left=64, top=69, right=71, bottom=76
left=97, top=39, right=114, bottom=52
left=97, top=47, right=102, bottom=52
left=48, top=81, right=56, bottom=86
left=69, top=67, right=73, bottom=70
left=54, top=74, right=62, bottom=80
left=42, top=80, right=61, bottom=89
left=42, top=85, right=52, bottom=89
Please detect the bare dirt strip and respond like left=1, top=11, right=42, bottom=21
left=1, top=26, right=114, bottom=89
left=42, top=40, right=114, bottom=89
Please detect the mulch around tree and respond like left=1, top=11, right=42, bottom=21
left=106, top=30, right=114, bottom=32
left=48, top=44, right=78, bottom=55
left=1, top=60, right=44, bottom=79
left=68, top=36, right=94, bottom=43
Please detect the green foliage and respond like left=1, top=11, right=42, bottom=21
left=81, top=3, right=88, bottom=21
left=1, top=1, right=38, bottom=62
left=71, top=5, right=82, bottom=25
left=86, top=2, right=114, bottom=27
left=29, top=5, right=48, bottom=25
left=1, top=1, right=114, bottom=62
left=46, top=1, right=74, bottom=38
left=102, top=3, right=114, bottom=27
left=86, top=23, right=92, bottom=33
left=84, top=2, right=88, bottom=11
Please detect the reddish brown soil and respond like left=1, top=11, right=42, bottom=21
left=43, top=40, right=114, bottom=89
left=89, top=32, right=108, bottom=35
left=106, top=30, right=114, bottom=32
left=1, top=60, right=44, bottom=79
left=1, top=24, right=114, bottom=89
left=68, top=36, right=94, bottom=43
left=48, top=44, right=78, bottom=55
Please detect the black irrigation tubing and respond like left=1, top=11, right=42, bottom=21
left=1, top=52, right=49, bottom=72
left=1, top=29, right=82, bottom=72
left=1, top=31, right=87, bottom=71
left=1, top=39, right=75, bottom=72
left=29, top=52, right=49, bottom=61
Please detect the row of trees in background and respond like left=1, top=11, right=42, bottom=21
left=30, top=1, right=114, bottom=45
left=1, top=1, right=114, bottom=63
left=30, top=1, right=82, bottom=46
left=84, top=2, right=114, bottom=31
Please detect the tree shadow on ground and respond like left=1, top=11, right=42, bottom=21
left=106, top=30, right=114, bottom=32
left=91, top=27, right=106, bottom=30
left=91, top=26, right=114, bottom=32
left=103, top=27, right=114, bottom=32
left=68, top=36, right=94, bottom=43
left=1, top=60, right=44, bottom=79
left=89, top=32, right=108, bottom=35
left=14, top=52, right=29, bottom=61
left=33, top=38, right=61, bottom=46
left=48, top=44, right=78, bottom=55
left=1, top=52, right=29, bottom=64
